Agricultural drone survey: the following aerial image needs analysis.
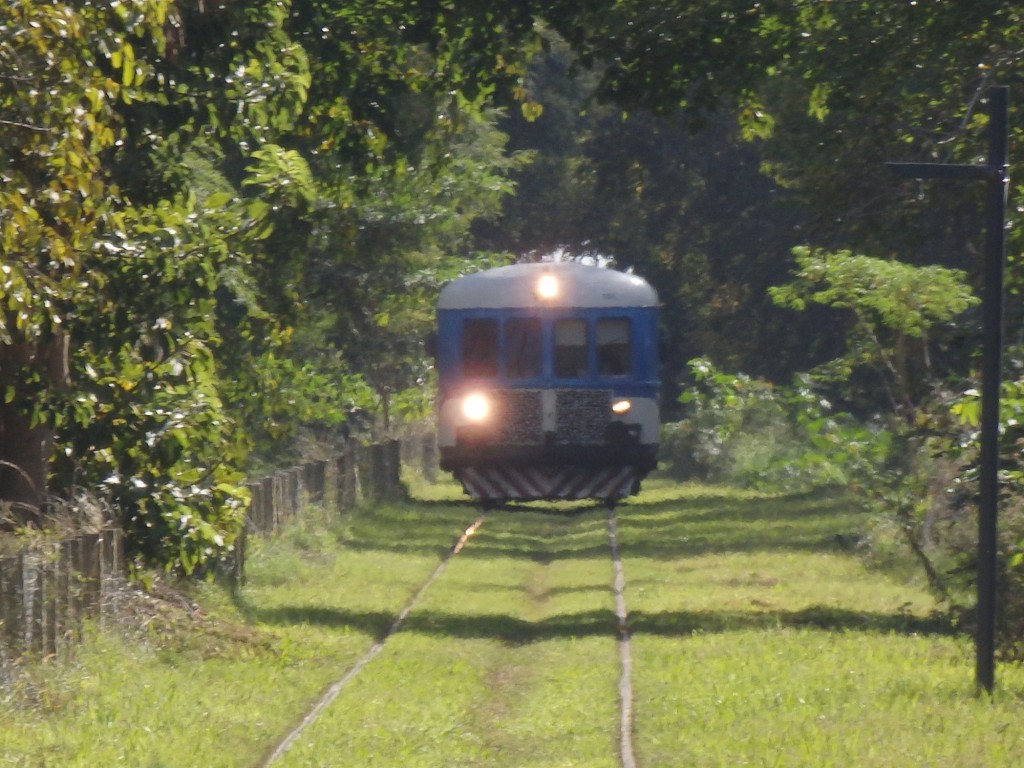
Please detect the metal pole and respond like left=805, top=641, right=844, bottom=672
left=886, top=86, right=1009, bottom=692
left=976, top=85, right=1008, bottom=694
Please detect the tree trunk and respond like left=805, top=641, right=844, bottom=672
left=0, top=332, right=70, bottom=527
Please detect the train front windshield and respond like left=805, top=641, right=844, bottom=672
left=460, top=318, right=499, bottom=378
left=455, top=315, right=636, bottom=383
left=596, top=318, right=632, bottom=376
left=504, top=318, right=543, bottom=379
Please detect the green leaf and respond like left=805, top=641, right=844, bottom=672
left=205, top=192, right=234, bottom=209
left=121, top=43, right=136, bottom=87
left=521, top=101, right=544, bottom=122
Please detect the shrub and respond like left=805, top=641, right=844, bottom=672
left=663, top=358, right=864, bottom=491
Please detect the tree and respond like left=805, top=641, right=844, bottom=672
left=0, top=0, right=540, bottom=571
left=0, top=1, right=169, bottom=522
left=770, top=248, right=981, bottom=598
left=7, top=0, right=1021, bottom=580
left=0, top=1, right=315, bottom=567
left=476, top=32, right=839, bottom=401
left=770, top=248, right=980, bottom=417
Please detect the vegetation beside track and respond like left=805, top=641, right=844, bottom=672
left=3, top=477, right=1024, bottom=766
left=0, top=497, right=479, bottom=767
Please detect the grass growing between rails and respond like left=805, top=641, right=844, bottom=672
left=2, top=477, right=1024, bottom=766
left=274, top=498, right=624, bottom=767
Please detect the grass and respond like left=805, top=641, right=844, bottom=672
left=0, top=500, right=480, bottom=767
left=2, top=474, right=1024, bottom=766
left=622, top=479, right=1024, bottom=767
left=275, top=505, right=622, bottom=767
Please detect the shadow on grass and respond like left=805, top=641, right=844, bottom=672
left=246, top=483, right=947, bottom=650
left=348, top=485, right=866, bottom=562
left=246, top=602, right=955, bottom=644
left=628, top=605, right=954, bottom=637
left=343, top=498, right=615, bottom=563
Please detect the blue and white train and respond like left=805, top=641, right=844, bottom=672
left=434, top=260, right=660, bottom=505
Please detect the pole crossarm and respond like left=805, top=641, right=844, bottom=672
left=885, top=161, right=1000, bottom=181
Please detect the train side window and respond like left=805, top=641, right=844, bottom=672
left=597, top=317, right=632, bottom=376
left=504, top=317, right=542, bottom=379
left=554, top=318, right=588, bottom=378
left=461, top=318, right=498, bottom=377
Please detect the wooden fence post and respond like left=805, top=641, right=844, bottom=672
left=340, top=451, right=357, bottom=510
left=56, top=542, right=72, bottom=653
left=26, top=553, right=42, bottom=655
left=306, top=460, right=326, bottom=503
left=422, top=432, right=437, bottom=483
left=261, top=478, right=272, bottom=530
left=367, top=443, right=384, bottom=502
left=0, top=555, right=23, bottom=656
left=233, top=523, right=247, bottom=588
left=273, top=474, right=284, bottom=530
left=246, top=482, right=257, bottom=534
left=98, top=527, right=122, bottom=624
left=333, top=454, right=346, bottom=512
left=80, top=534, right=101, bottom=613
left=351, top=446, right=365, bottom=504
left=274, top=474, right=285, bottom=527
left=290, top=467, right=299, bottom=517
left=43, top=553, right=57, bottom=657
left=293, top=466, right=301, bottom=512
left=66, top=538, right=83, bottom=643
left=385, top=439, right=402, bottom=500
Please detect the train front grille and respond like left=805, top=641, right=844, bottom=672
left=486, top=388, right=611, bottom=446
left=497, top=389, right=543, bottom=444
left=555, top=389, right=610, bottom=445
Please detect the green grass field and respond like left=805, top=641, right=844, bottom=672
left=2, top=476, right=1023, bottom=767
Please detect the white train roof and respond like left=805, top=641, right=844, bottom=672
left=437, top=261, right=659, bottom=310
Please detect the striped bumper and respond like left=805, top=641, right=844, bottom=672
left=456, top=465, right=639, bottom=502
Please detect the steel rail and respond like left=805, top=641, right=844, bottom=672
left=258, top=515, right=488, bottom=766
left=608, top=512, right=637, bottom=768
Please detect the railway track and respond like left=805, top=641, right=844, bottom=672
left=259, top=507, right=638, bottom=768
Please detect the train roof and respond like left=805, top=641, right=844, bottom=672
left=437, top=261, right=659, bottom=310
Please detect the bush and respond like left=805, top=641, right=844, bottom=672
left=662, top=358, right=860, bottom=491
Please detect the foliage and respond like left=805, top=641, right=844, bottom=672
left=479, top=32, right=829, bottom=398
left=664, top=358, right=882, bottom=492
left=0, top=1, right=251, bottom=571
left=3, top=0, right=1024, bottom=611
left=765, top=245, right=1024, bottom=654
left=0, top=0, right=158, bottom=373
left=288, top=111, right=526, bottom=441
left=494, top=3, right=1024, bottom=394
left=770, top=248, right=980, bottom=416
left=943, top=367, right=1024, bottom=659
left=48, top=197, right=252, bottom=573
left=538, top=1, right=1024, bottom=293
left=0, top=0, right=535, bottom=571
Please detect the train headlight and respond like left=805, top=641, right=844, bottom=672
left=462, top=392, right=491, bottom=422
left=536, top=273, right=559, bottom=300
left=611, top=399, right=632, bottom=415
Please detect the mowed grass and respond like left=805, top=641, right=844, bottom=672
left=0, top=499, right=481, bottom=767
left=275, top=500, right=622, bottom=767
left=621, top=479, right=1024, bottom=767
left=3, top=475, right=1024, bottom=766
